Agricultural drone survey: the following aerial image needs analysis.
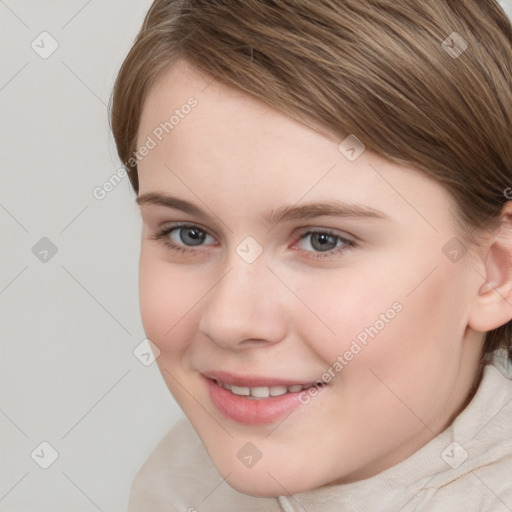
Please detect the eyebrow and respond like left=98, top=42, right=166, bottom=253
left=136, top=192, right=389, bottom=225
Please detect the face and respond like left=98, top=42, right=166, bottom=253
left=135, top=58, right=484, bottom=496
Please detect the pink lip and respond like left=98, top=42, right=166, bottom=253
left=202, top=371, right=326, bottom=425
left=205, top=377, right=303, bottom=424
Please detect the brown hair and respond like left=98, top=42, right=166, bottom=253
left=109, top=0, right=512, bottom=363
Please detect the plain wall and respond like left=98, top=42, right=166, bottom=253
left=1, top=0, right=511, bottom=511
left=0, top=2, right=183, bottom=511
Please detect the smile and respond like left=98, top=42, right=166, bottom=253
left=213, top=379, right=317, bottom=399
left=203, top=373, right=327, bottom=424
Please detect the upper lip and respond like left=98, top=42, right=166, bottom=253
left=202, top=370, right=323, bottom=388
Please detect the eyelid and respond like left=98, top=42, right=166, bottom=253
left=156, top=221, right=218, bottom=242
left=295, top=226, right=354, bottom=242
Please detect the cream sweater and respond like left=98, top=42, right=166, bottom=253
left=128, top=349, right=512, bottom=511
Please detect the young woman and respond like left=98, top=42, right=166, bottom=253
left=110, top=1, right=512, bottom=510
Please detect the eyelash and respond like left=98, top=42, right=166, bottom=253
left=151, top=223, right=356, bottom=260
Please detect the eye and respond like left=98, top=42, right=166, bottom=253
left=152, top=224, right=215, bottom=255
left=151, top=224, right=355, bottom=260
left=293, top=229, right=355, bottom=260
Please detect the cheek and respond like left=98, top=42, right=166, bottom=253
left=138, top=252, right=200, bottom=351
left=306, top=249, right=471, bottom=390
left=332, top=258, right=472, bottom=423
left=288, top=264, right=401, bottom=364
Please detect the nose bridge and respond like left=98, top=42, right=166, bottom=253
left=215, top=233, right=273, bottom=302
left=198, top=242, right=287, bottom=347
left=211, top=247, right=272, bottom=315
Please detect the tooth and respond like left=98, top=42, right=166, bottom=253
left=269, top=385, right=287, bottom=396
left=288, top=385, right=303, bottom=393
left=251, top=386, right=270, bottom=398
left=222, top=382, right=232, bottom=390
left=231, top=385, right=250, bottom=396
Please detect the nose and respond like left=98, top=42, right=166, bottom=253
left=197, top=254, right=289, bottom=350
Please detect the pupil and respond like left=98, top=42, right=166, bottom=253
left=313, top=233, right=336, bottom=251
left=182, top=228, right=205, bottom=246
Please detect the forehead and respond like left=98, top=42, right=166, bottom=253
left=136, top=59, right=455, bottom=231
left=138, top=57, right=337, bottom=158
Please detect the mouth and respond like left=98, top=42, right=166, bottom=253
left=202, top=371, right=327, bottom=424
left=212, top=378, right=320, bottom=399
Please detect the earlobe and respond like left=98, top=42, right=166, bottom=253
left=468, top=203, right=512, bottom=333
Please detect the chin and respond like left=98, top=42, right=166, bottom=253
left=224, top=471, right=302, bottom=498
left=209, top=450, right=324, bottom=498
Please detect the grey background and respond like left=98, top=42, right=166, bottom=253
left=1, top=1, right=511, bottom=511
left=1, top=1, right=183, bottom=511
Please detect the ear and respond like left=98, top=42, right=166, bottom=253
left=468, top=202, right=512, bottom=333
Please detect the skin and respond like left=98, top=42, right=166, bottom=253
left=134, top=57, right=511, bottom=497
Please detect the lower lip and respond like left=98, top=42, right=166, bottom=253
left=205, top=377, right=307, bottom=425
